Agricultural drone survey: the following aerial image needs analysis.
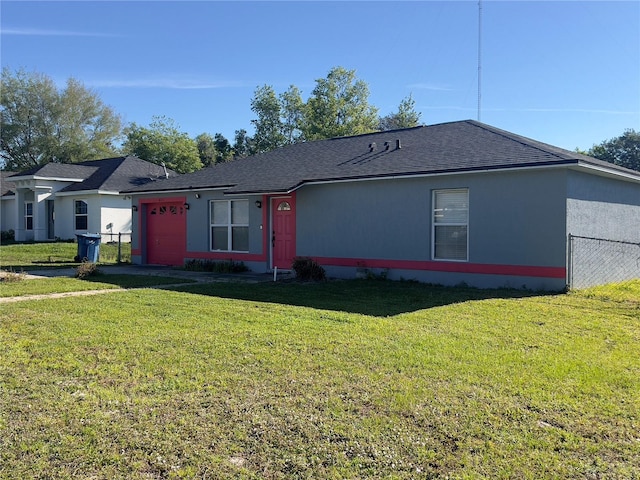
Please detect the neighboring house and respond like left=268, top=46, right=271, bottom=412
left=5, top=156, right=175, bottom=242
left=126, top=120, right=640, bottom=290
left=1, top=171, right=18, bottom=236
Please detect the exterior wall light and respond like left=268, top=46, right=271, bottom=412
left=132, top=205, right=138, bottom=212
left=184, top=203, right=190, bottom=210
left=255, top=200, right=262, bottom=208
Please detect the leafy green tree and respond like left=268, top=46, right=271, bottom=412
left=233, top=129, right=254, bottom=159
left=214, top=133, right=233, bottom=163
left=123, top=116, right=202, bottom=173
left=587, top=129, right=640, bottom=172
left=250, top=85, right=287, bottom=154
left=280, top=85, right=304, bottom=144
left=1, top=68, right=122, bottom=170
left=195, top=133, right=218, bottom=167
left=301, top=66, right=379, bottom=141
left=379, top=94, right=422, bottom=131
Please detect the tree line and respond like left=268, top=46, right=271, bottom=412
left=0, top=66, right=420, bottom=174
left=1, top=66, right=638, bottom=173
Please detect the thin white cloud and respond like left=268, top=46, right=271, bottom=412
left=425, top=105, right=638, bottom=115
left=407, top=83, right=453, bottom=92
left=1, top=27, right=120, bottom=38
left=88, top=78, right=247, bottom=90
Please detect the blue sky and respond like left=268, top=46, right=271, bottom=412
left=1, top=1, right=639, bottom=151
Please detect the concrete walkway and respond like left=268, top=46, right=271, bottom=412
left=0, top=264, right=294, bottom=303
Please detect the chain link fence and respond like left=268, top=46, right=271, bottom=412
left=99, top=232, right=132, bottom=264
left=568, top=234, right=640, bottom=289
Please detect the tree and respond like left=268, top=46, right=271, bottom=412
left=379, top=94, right=422, bottom=131
left=123, top=116, right=202, bottom=174
left=301, top=66, right=379, bottom=141
left=1, top=68, right=122, bottom=170
left=280, top=85, right=304, bottom=144
left=214, top=133, right=233, bottom=163
left=233, top=129, right=254, bottom=159
left=195, top=133, right=218, bottom=167
left=250, top=85, right=287, bottom=154
left=587, top=129, right=640, bottom=172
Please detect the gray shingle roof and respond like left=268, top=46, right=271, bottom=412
left=9, top=156, right=176, bottom=193
left=126, top=120, right=640, bottom=195
left=1, top=171, right=17, bottom=197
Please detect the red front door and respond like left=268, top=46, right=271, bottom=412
left=146, top=201, right=187, bottom=265
left=272, top=196, right=296, bottom=269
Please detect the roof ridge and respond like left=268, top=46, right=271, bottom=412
left=465, top=120, right=580, bottom=161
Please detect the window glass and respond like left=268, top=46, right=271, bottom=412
left=434, top=191, right=468, bottom=223
left=75, top=200, right=87, bottom=215
left=211, top=226, right=228, bottom=250
left=210, top=200, right=249, bottom=252
left=433, top=189, right=468, bottom=261
left=232, top=226, right=249, bottom=251
left=75, top=200, right=88, bottom=230
left=211, top=201, right=228, bottom=224
left=231, top=200, right=249, bottom=224
left=277, top=201, right=291, bottom=211
left=25, top=202, right=33, bottom=230
left=434, top=226, right=468, bottom=260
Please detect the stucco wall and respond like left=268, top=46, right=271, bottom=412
left=0, top=198, right=16, bottom=234
left=131, top=191, right=265, bottom=269
left=295, top=169, right=568, bottom=289
left=566, top=169, right=640, bottom=288
left=567, top=170, right=640, bottom=242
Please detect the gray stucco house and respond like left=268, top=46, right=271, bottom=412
left=127, top=120, right=640, bottom=290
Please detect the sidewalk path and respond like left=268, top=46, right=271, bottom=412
left=0, top=265, right=293, bottom=303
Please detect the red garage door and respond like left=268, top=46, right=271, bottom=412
left=146, top=202, right=186, bottom=266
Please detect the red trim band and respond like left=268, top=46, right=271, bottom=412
left=311, top=256, right=566, bottom=279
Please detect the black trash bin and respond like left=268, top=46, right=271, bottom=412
left=75, top=234, right=102, bottom=262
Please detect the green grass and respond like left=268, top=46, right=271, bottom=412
left=1, top=279, right=638, bottom=479
left=0, top=241, right=131, bottom=268
left=0, top=274, right=196, bottom=298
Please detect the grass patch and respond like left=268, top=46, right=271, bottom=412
left=0, top=274, right=196, bottom=298
left=0, top=241, right=131, bottom=268
left=1, top=280, right=638, bottom=478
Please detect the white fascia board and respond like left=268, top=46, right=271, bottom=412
left=9, top=175, right=85, bottom=183
left=54, top=190, right=114, bottom=197
left=572, top=162, right=640, bottom=184
left=129, top=186, right=230, bottom=196
left=295, top=163, right=573, bottom=189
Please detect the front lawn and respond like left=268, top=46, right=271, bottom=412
left=0, top=240, right=131, bottom=268
left=0, top=273, right=196, bottom=298
left=1, top=280, right=638, bottom=479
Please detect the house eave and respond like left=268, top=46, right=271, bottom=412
left=54, top=189, right=119, bottom=197
left=9, top=175, right=85, bottom=183
left=571, top=161, right=640, bottom=184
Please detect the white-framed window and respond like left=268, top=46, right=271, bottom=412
left=75, top=200, right=88, bottom=230
left=210, top=199, right=249, bottom=252
left=24, top=202, right=33, bottom=230
left=432, top=188, right=468, bottom=261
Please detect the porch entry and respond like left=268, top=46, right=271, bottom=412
left=46, top=200, right=55, bottom=240
left=145, top=200, right=187, bottom=266
left=271, top=196, right=296, bottom=269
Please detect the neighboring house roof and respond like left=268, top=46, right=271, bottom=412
left=8, top=156, right=177, bottom=193
left=126, top=120, right=640, bottom=196
left=1, top=171, right=17, bottom=197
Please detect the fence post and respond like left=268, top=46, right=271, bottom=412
left=117, top=232, right=122, bottom=264
left=567, top=234, right=573, bottom=289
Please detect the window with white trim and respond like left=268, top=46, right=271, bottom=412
left=210, top=200, right=249, bottom=252
left=24, top=202, right=33, bottom=230
left=75, top=200, right=88, bottom=230
left=432, top=189, right=468, bottom=261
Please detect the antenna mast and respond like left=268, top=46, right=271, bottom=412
left=477, top=0, right=482, bottom=122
